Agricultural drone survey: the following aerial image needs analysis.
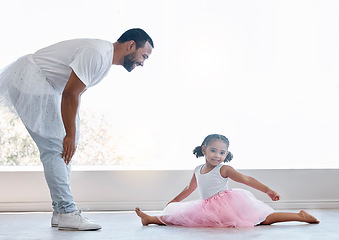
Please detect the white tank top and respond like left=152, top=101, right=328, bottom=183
left=194, top=164, right=228, bottom=199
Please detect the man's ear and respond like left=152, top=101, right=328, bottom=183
left=128, top=40, right=136, bottom=51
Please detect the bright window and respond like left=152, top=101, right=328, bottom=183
left=1, top=0, right=339, bottom=169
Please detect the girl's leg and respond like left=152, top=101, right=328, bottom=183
left=135, top=208, right=165, bottom=226
left=261, top=210, right=320, bottom=225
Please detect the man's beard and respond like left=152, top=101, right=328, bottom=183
left=123, top=52, right=136, bottom=72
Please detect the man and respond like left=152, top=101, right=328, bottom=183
left=0, top=28, right=154, bottom=230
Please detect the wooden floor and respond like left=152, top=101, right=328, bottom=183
left=0, top=209, right=337, bottom=240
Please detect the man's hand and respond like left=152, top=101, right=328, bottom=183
left=62, top=134, right=76, bottom=165
left=61, top=71, right=86, bottom=165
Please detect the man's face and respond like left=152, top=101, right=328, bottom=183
left=123, top=41, right=153, bottom=72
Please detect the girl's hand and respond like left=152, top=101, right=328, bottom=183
left=267, top=189, right=280, bottom=201
left=62, top=134, right=76, bottom=165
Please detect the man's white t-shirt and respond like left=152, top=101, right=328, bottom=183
left=33, top=39, right=114, bottom=92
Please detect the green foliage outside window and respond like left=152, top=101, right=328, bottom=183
left=0, top=107, right=133, bottom=166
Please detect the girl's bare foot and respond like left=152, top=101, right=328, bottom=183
left=135, top=207, right=153, bottom=226
left=299, top=210, right=320, bottom=224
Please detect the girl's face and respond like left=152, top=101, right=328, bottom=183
left=202, top=139, right=228, bottom=167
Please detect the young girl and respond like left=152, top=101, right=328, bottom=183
left=135, top=134, right=319, bottom=227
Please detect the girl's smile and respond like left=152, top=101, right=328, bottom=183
left=202, top=139, right=228, bottom=168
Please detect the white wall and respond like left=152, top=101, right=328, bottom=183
left=0, top=169, right=338, bottom=212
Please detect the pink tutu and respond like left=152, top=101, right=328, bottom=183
left=157, top=189, right=274, bottom=228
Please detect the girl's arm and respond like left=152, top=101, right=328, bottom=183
left=167, top=172, right=198, bottom=204
left=221, top=165, right=280, bottom=201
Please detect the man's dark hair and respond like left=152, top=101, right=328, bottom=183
left=117, top=28, right=154, bottom=49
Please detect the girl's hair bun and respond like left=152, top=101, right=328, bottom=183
left=224, top=151, right=233, bottom=162
left=193, top=146, right=204, bottom=158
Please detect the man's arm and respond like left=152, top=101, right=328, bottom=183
left=61, top=71, right=86, bottom=165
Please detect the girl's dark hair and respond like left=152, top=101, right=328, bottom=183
left=193, top=134, right=233, bottom=162
left=117, top=28, right=154, bottom=49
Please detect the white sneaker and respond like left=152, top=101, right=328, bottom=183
left=51, top=212, right=60, bottom=227
left=58, top=210, right=101, bottom=231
